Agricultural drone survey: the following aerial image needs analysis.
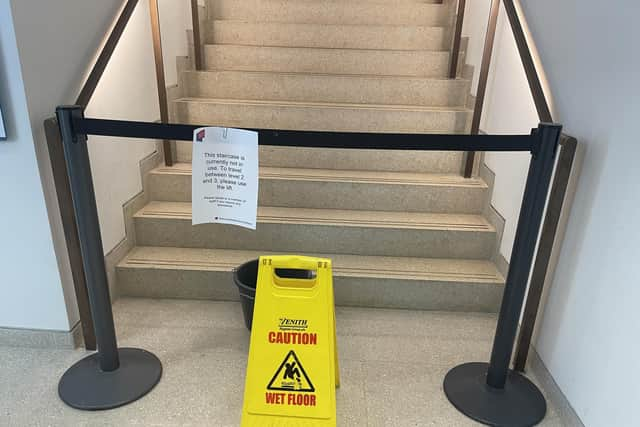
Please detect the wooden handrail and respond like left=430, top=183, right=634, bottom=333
left=190, top=0, right=203, bottom=70
left=502, top=0, right=553, bottom=123
left=149, top=0, right=173, bottom=166
left=449, top=0, right=466, bottom=79
left=76, top=0, right=139, bottom=107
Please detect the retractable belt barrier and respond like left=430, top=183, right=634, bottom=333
left=56, top=107, right=561, bottom=426
left=241, top=255, right=339, bottom=426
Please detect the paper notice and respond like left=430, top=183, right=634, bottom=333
left=191, top=127, right=258, bottom=229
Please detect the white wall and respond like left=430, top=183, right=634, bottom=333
left=88, top=0, right=195, bottom=253
left=4, top=0, right=192, bottom=331
left=10, top=0, right=125, bottom=329
left=0, top=0, right=124, bottom=331
left=518, top=1, right=640, bottom=425
left=461, top=0, right=492, bottom=94
left=0, top=1, right=76, bottom=331
left=158, top=0, right=192, bottom=87
left=85, top=0, right=161, bottom=253
left=462, top=1, right=538, bottom=260
left=87, top=0, right=192, bottom=253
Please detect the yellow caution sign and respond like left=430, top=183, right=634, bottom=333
left=241, top=255, right=339, bottom=426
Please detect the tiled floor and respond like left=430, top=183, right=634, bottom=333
left=1, top=298, right=567, bottom=426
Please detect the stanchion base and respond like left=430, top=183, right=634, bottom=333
left=444, top=362, right=546, bottom=427
left=59, top=347, right=162, bottom=410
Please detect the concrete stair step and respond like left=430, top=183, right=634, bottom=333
left=207, top=0, right=447, bottom=7
left=182, top=70, right=470, bottom=108
left=117, top=246, right=504, bottom=312
left=177, top=144, right=463, bottom=174
left=174, top=98, right=472, bottom=134
left=208, top=0, right=453, bottom=26
left=205, top=45, right=451, bottom=78
left=133, top=202, right=496, bottom=259
left=148, top=163, right=487, bottom=213
left=207, top=20, right=449, bottom=50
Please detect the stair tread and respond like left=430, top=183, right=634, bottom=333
left=210, top=19, right=448, bottom=30
left=135, top=201, right=495, bottom=232
left=204, top=45, right=451, bottom=78
left=175, top=97, right=470, bottom=112
left=151, top=163, right=487, bottom=189
left=206, top=43, right=451, bottom=54
left=119, top=246, right=505, bottom=284
left=184, top=69, right=468, bottom=84
left=209, top=1, right=450, bottom=26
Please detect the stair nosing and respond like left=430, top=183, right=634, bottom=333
left=118, top=246, right=505, bottom=285
left=150, top=164, right=488, bottom=189
left=205, top=44, right=452, bottom=55
left=174, top=97, right=470, bottom=112
left=134, top=202, right=495, bottom=232
left=210, top=19, right=450, bottom=31
left=211, top=42, right=449, bottom=53
left=183, top=69, right=470, bottom=84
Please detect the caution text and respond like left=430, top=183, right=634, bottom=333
left=268, top=331, right=317, bottom=345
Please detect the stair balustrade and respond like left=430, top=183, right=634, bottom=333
left=43, top=2, right=578, bottom=424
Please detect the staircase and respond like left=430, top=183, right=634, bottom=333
left=117, top=0, right=505, bottom=312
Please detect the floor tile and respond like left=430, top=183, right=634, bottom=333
left=0, top=298, right=570, bottom=426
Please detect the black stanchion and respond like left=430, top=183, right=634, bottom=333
left=443, top=123, right=562, bottom=427
left=56, top=106, right=162, bottom=410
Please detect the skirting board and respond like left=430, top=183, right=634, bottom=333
left=528, top=347, right=586, bottom=427
left=0, top=321, right=83, bottom=349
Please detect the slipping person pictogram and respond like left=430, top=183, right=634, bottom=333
left=268, top=350, right=315, bottom=392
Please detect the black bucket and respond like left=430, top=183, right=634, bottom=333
left=233, top=259, right=315, bottom=331
left=234, top=259, right=259, bottom=331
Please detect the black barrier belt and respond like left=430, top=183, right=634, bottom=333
left=73, top=117, right=535, bottom=152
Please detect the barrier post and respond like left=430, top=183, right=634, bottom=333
left=56, top=105, right=162, bottom=410
left=443, top=123, right=562, bottom=426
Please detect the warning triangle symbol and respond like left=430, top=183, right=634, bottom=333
left=267, top=350, right=315, bottom=392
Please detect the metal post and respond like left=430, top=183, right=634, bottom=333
left=487, top=123, right=561, bottom=387
left=57, top=106, right=119, bottom=370
left=514, top=135, right=577, bottom=372
left=56, top=106, right=162, bottom=410
left=443, top=123, right=562, bottom=427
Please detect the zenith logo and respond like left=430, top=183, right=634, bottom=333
left=279, top=318, right=308, bottom=327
